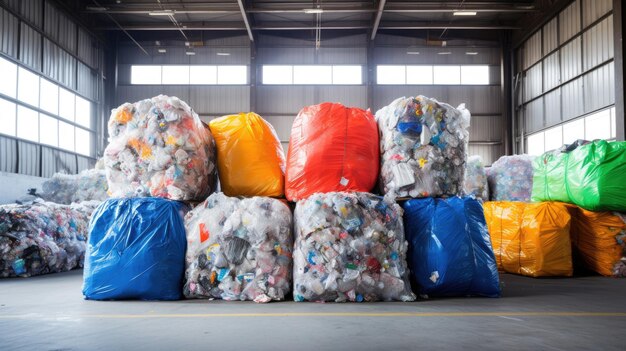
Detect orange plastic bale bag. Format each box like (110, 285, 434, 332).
(564, 204, 626, 277)
(209, 112, 285, 197)
(484, 201, 573, 277)
(285, 103, 379, 201)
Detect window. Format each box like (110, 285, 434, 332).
(40, 79, 59, 115)
(563, 118, 585, 144)
(0, 98, 16, 136)
(131, 65, 161, 84)
(377, 65, 406, 84)
(585, 109, 611, 140)
(162, 65, 190, 84)
(461, 65, 489, 85)
(262, 65, 362, 85)
(189, 66, 217, 85)
(17, 106, 39, 142)
(59, 88, 75, 122)
(527, 132, 545, 156)
(17, 67, 40, 107)
(75, 96, 91, 128)
(293, 66, 332, 84)
(0, 56, 17, 98)
(434, 65, 461, 84)
(58, 121, 75, 152)
(39, 114, 58, 147)
(544, 126, 563, 151)
(610, 107, 616, 138)
(332, 66, 362, 85)
(406, 66, 433, 84)
(75, 128, 91, 156)
(217, 65, 247, 84)
(263, 66, 293, 84)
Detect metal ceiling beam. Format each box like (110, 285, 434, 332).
(370, 0, 386, 40)
(236, 0, 254, 41)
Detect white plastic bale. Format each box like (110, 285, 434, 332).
(184, 193, 292, 303)
(463, 155, 489, 201)
(376, 95, 471, 199)
(293, 192, 416, 302)
(487, 155, 535, 202)
(41, 169, 108, 204)
(104, 95, 217, 201)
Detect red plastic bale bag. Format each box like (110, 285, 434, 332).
(285, 103, 379, 201)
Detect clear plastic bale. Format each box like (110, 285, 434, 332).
(487, 154, 535, 202)
(293, 192, 416, 302)
(463, 155, 489, 201)
(41, 169, 109, 205)
(104, 95, 217, 201)
(184, 193, 293, 303)
(376, 95, 471, 199)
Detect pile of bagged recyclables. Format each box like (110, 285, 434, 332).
(0, 200, 97, 277)
(293, 192, 415, 302)
(209, 112, 285, 197)
(463, 155, 489, 201)
(104, 95, 217, 201)
(40, 169, 109, 205)
(285, 103, 379, 201)
(184, 193, 292, 302)
(376, 95, 470, 199)
(487, 155, 535, 202)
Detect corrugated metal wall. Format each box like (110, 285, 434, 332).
(514, 0, 614, 151)
(0, 0, 103, 178)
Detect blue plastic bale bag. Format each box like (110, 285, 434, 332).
(402, 197, 500, 297)
(83, 198, 187, 300)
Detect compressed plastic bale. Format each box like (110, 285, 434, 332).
(293, 192, 416, 302)
(531, 150, 571, 203)
(183, 193, 292, 303)
(563, 204, 626, 277)
(463, 155, 489, 201)
(403, 197, 500, 297)
(0, 200, 92, 278)
(104, 95, 217, 201)
(40, 169, 109, 205)
(209, 112, 286, 197)
(484, 201, 573, 277)
(82, 198, 188, 300)
(376, 96, 470, 199)
(285, 103, 379, 201)
(487, 155, 535, 202)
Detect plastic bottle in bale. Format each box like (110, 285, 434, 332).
(487, 155, 535, 202)
(183, 193, 292, 303)
(293, 192, 415, 302)
(83, 198, 188, 300)
(285, 103, 379, 201)
(376, 96, 470, 199)
(209, 112, 286, 197)
(0, 201, 92, 278)
(463, 155, 489, 201)
(104, 95, 217, 201)
(403, 197, 500, 297)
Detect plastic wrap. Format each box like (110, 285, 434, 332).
(209, 112, 285, 197)
(293, 192, 415, 302)
(532, 140, 626, 211)
(104, 95, 217, 201)
(41, 169, 108, 204)
(403, 197, 500, 297)
(83, 198, 187, 300)
(183, 193, 292, 302)
(564, 204, 626, 277)
(0, 200, 93, 277)
(463, 155, 489, 201)
(484, 201, 572, 277)
(285, 103, 379, 201)
(376, 96, 470, 199)
(487, 155, 535, 202)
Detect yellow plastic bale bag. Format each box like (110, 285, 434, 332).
(564, 204, 626, 277)
(209, 112, 285, 197)
(484, 201, 572, 277)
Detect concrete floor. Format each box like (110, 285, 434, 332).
(1, 271, 625, 351)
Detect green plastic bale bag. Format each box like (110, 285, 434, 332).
(531, 151, 571, 204)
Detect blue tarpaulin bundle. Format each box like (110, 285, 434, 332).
(402, 197, 500, 297)
(82, 198, 187, 300)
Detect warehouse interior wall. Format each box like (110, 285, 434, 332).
(0, 0, 104, 182)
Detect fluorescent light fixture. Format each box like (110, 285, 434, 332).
(406, 51, 420, 55)
(304, 8, 324, 14)
(466, 52, 478, 55)
(185, 50, 196, 56)
(216, 52, 231, 56)
(149, 10, 175, 16)
(185, 41, 190, 46)
(438, 51, 452, 55)
(453, 11, 477, 16)
(158, 48, 167, 53)
(86, 6, 107, 11)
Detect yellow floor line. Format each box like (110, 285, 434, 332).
(1, 312, 626, 319)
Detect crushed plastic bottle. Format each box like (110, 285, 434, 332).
(487, 155, 535, 202)
(376, 95, 470, 199)
(293, 192, 416, 302)
(104, 95, 217, 201)
(463, 155, 489, 201)
(41, 169, 108, 204)
(184, 193, 292, 303)
(0, 200, 96, 277)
